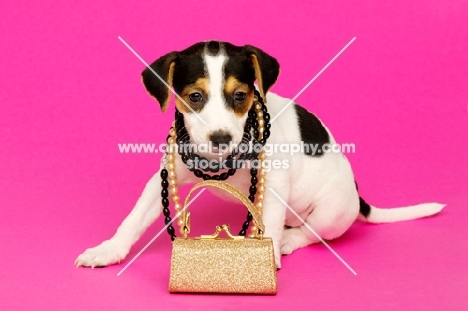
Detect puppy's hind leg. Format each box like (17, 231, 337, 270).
(75, 170, 164, 268)
(281, 184, 360, 255)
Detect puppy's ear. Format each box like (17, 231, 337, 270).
(244, 46, 280, 101)
(142, 52, 178, 112)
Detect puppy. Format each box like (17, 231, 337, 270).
(75, 41, 444, 268)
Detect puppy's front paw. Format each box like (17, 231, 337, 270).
(280, 232, 295, 255)
(280, 227, 305, 255)
(75, 239, 128, 268)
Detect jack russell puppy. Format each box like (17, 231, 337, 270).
(75, 41, 444, 269)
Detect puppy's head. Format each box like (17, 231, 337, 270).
(142, 41, 279, 155)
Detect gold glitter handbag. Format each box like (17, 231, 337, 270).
(168, 180, 277, 294)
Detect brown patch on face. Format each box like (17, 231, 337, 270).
(175, 77, 209, 113)
(223, 76, 254, 117)
(235, 91, 254, 117)
(224, 76, 244, 94)
(174, 98, 191, 113)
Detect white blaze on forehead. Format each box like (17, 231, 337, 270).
(204, 54, 226, 109)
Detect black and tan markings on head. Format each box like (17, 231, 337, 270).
(141, 41, 280, 117)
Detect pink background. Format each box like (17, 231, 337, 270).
(1, 0, 467, 310)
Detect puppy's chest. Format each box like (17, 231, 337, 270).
(207, 169, 252, 202)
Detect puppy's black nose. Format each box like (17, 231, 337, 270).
(209, 131, 232, 147)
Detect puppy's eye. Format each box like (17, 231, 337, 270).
(234, 92, 247, 101)
(189, 92, 203, 102)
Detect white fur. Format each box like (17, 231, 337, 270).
(75, 54, 445, 269)
(360, 203, 446, 223)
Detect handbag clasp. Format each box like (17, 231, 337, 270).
(201, 224, 244, 240)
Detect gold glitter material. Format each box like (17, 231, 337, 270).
(169, 237, 277, 294)
(168, 180, 277, 294)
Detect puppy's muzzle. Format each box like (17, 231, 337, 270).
(209, 130, 232, 150)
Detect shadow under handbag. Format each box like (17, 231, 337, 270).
(168, 180, 277, 294)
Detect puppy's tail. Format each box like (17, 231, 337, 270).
(358, 197, 446, 223)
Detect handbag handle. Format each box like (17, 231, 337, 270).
(180, 180, 265, 238)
